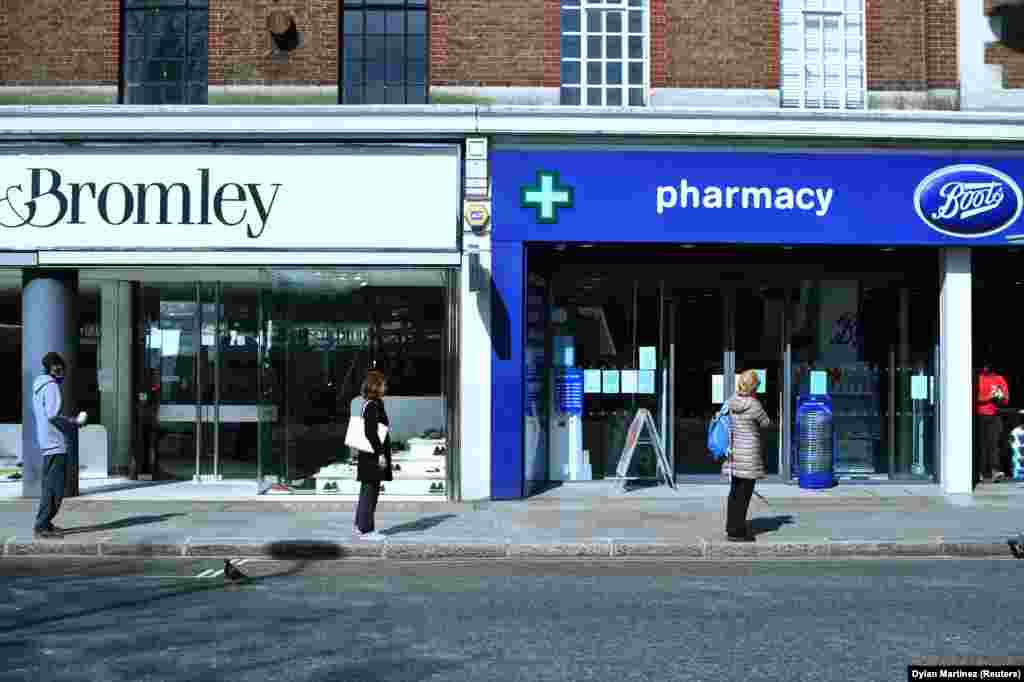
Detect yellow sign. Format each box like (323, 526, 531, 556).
(464, 201, 491, 230)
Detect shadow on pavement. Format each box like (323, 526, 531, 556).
(382, 514, 457, 536)
(62, 513, 187, 535)
(265, 540, 353, 560)
(749, 515, 796, 537)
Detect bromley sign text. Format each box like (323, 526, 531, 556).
(0, 167, 282, 239)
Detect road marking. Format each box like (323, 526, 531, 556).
(195, 558, 252, 579)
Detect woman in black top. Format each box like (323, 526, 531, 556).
(354, 369, 391, 539)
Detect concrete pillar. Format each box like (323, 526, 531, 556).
(100, 281, 135, 478)
(460, 233, 492, 501)
(939, 249, 973, 495)
(21, 269, 79, 498)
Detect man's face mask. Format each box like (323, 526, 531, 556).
(51, 367, 65, 384)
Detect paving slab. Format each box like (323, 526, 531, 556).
(0, 482, 1020, 560)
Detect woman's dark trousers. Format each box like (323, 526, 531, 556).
(726, 476, 756, 538)
(355, 480, 381, 533)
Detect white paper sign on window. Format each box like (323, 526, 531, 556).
(620, 370, 638, 394)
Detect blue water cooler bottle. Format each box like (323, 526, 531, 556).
(795, 393, 836, 489)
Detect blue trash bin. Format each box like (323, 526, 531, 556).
(795, 394, 835, 489)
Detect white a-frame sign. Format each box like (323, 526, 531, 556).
(615, 408, 675, 491)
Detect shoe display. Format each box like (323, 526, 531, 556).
(33, 528, 62, 539)
(75, 411, 88, 427)
(993, 471, 1007, 483)
(726, 534, 755, 543)
(356, 531, 386, 541)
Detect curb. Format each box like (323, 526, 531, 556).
(0, 538, 1016, 560)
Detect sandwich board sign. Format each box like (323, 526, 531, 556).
(615, 408, 675, 491)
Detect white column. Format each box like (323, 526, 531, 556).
(939, 248, 973, 494)
(459, 233, 492, 500)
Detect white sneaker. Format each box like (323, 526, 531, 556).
(356, 531, 386, 541)
(75, 411, 88, 427)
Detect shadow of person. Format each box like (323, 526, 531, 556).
(381, 514, 458, 537)
(748, 514, 796, 537)
(61, 513, 186, 535)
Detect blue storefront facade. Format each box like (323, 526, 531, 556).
(490, 145, 1023, 500)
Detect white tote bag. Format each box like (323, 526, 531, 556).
(345, 401, 390, 454)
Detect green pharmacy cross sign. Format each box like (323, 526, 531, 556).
(521, 171, 574, 224)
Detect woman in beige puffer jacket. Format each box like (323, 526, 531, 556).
(725, 369, 770, 541)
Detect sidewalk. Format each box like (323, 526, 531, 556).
(0, 480, 1022, 560)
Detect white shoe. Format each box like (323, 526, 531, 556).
(75, 411, 88, 427)
(355, 531, 386, 541)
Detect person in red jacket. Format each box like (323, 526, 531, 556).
(976, 361, 1009, 484)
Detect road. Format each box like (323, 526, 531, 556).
(0, 558, 1020, 682)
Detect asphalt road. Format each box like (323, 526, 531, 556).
(0, 558, 1020, 682)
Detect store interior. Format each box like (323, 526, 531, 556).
(525, 244, 941, 486)
(0, 267, 453, 496)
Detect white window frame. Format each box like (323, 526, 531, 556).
(781, 0, 866, 110)
(560, 0, 650, 107)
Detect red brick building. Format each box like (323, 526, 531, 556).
(0, 0, 967, 109)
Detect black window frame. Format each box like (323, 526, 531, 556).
(339, 0, 430, 105)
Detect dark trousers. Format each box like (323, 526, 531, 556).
(35, 453, 66, 531)
(976, 415, 1005, 481)
(726, 476, 756, 538)
(355, 480, 381, 533)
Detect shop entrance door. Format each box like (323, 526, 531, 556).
(667, 286, 725, 477)
(138, 278, 263, 482)
(733, 286, 785, 476)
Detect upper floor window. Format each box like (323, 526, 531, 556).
(341, 0, 428, 105)
(560, 0, 649, 106)
(781, 0, 865, 110)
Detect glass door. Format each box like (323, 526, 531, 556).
(735, 286, 785, 476)
(138, 283, 202, 481)
(213, 283, 263, 480)
(668, 286, 724, 476)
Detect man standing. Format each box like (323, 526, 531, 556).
(32, 352, 87, 539)
(976, 361, 1010, 485)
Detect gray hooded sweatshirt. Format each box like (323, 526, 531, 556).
(32, 375, 66, 457)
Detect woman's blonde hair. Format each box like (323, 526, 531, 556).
(361, 369, 387, 400)
(736, 369, 761, 397)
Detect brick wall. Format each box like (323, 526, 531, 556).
(1, 0, 118, 83)
(0, 0, 9, 81)
(662, 0, 779, 89)
(430, 0, 554, 87)
(867, 0, 926, 91)
(211, 0, 336, 85)
(866, 0, 958, 93)
(926, 0, 957, 89)
(0, 0, 962, 98)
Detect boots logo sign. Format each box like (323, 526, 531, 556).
(0, 167, 283, 239)
(914, 164, 1023, 238)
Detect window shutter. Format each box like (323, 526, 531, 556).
(843, 1, 865, 109)
(780, 9, 803, 108)
(779, 0, 864, 110)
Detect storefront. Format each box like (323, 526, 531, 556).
(0, 142, 464, 499)
(489, 145, 1021, 499)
